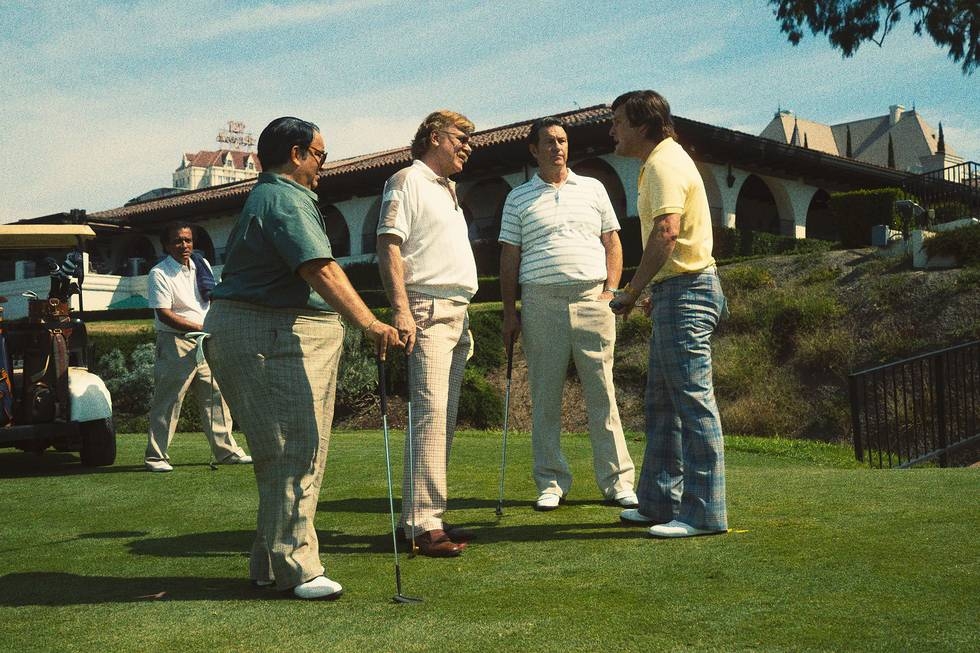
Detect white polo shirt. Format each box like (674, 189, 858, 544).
(499, 170, 620, 286)
(377, 159, 478, 302)
(147, 255, 210, 334)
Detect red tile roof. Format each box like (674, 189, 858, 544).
(180, 149, 262, 171)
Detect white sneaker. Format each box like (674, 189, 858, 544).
(534, 493, 562, 511)
(219, 454, 253, 465)
(145, 460, 173, 472)
(611, 491, 639, 508)
(293, 576, 343, 600)
(619, 508, 657, 524)
(648, 519, 726, 538)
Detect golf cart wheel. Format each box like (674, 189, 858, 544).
(79, 418, 116, 467)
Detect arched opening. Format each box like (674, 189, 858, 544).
(571, 157, 638, 266)
(735, 175, 780, 235)
(112, 234, 157, 276)
(322, 205, 351, 258)
(192, 225, 216, 264)
(460, 177, 511, 275)
(804, 189, 836, 242)
(361, 197, 381, 255)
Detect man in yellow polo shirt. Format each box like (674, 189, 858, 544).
(608, 90, 728, 539)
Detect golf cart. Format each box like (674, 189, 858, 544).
(0, 225, 116, 466)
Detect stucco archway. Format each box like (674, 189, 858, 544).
(735, 175, 780, 235)
(322, 205, 351, 258)
(804, 190, 836, 241)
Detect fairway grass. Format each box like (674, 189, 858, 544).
(0, 431, 976, 652)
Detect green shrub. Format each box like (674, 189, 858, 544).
(828, 188, 914, 247)
(721, 265, 776, 294)
(99, 344, 154, 416)
(457, 367, 503, 428)
(922, 222, 980, 266)
(467, 309, 504, 371)
(337, 325, 379, 412)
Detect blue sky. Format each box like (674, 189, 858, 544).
(1, 0, 977, 223)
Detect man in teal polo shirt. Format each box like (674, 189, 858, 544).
(206, 116, 401, 600)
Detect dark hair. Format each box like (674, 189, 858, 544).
(526, 116, 565, 147)
(611, 90, 676, 143)
(257, 116, 320, 169)
(410, 110, 474, 159)
(160, 221, 194, 248)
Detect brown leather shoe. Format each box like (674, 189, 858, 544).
(415, 529, 464, 557)
(396, 523, 476, 545)
(443, 522, 476, 543)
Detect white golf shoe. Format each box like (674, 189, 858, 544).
(293, 576, 343, 600)
(648, 519, 727, 538)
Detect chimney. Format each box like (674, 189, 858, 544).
(889, 104, 905, 126)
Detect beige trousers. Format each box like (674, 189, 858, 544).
(204, 300, 343, 590)
(401, 292, 470, 533)
(521, 282, 635, 499)
(145, 332, 244, 463)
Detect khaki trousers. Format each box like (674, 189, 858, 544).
(145, 332, 244, 463)
(402, 292, 470, 533)
(521, 282, 635, 499)
(204, 300, 343, 590)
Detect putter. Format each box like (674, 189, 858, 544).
(496, 338, 515, 517)
(377, 354, 422, 604)
(405, 350, 419, 557)
(186, 331, 218, 470)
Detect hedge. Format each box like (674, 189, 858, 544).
(828, 188, 914, 247)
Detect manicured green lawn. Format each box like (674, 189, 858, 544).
(0, 431, 976, 652)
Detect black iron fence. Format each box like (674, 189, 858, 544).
(904, 161, 980, 224)
(849, 341, 980, 468)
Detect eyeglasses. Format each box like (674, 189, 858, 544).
(439, 130, 471, 147)
(306, 144, 328, 167)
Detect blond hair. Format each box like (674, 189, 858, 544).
(410, 110, 475, 159)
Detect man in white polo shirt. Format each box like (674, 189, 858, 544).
(499, 117, 637, 512)
(377, 110, 478, 557)
(144, 222, 250, 472)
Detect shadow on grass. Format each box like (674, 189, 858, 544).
(0, 572, 270, 605)
(0, 451, 220, 478)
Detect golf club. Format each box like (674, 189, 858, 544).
(496, 338, 515, 517)
(405, 350, 418, 557)
(186, 331, 218, 470)
(377, 354, 422, 604)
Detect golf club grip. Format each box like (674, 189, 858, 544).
(506, 340, 514, 379)
(377, 356, 387, 416)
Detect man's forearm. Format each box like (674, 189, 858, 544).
(377, 237, 411, 313)
(601, 231, 623, 291)
(299, 260, 378, 330)
(499, 243, 521, 315)
(627, 214, 679, 291)
(155, 309, 202, 333)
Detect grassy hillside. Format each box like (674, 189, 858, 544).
(84, 249, 980, 445)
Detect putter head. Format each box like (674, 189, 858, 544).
(393, 594, 423, 604)
(408, 541, 419, 558)
(495, 506, 503, 517)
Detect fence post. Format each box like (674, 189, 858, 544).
(934, 354, 948, 468)
(848, 374, 864, 463)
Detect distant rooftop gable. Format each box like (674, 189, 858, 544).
(760, 105, 959, 172)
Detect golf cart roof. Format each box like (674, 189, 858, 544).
(0, 225, 96, 249)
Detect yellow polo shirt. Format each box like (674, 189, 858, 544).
(637, 138, 714, 282)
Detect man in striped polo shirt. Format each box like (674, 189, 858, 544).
(499, 116, 637, 512)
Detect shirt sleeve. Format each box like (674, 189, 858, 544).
(376, 177, 410, 242)
(644, 159, 687, 218)
(498, 189, 522, 246)
(146, 268, 173, 309)
(595, 182, 621, 233)
(266, 199, 334, 272)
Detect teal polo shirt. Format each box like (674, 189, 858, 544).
(212, 172, 336, 312)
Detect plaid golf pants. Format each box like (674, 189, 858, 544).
(401, 291, 470, 534)
(637, 268, 728, 531)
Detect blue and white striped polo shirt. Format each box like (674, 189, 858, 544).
(498, 170, 620, 286)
